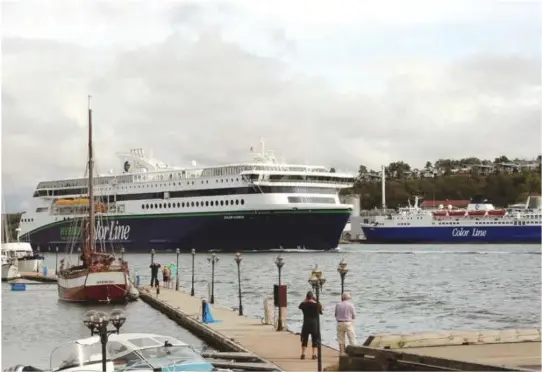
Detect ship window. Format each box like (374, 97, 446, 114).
(220, 200, 224, 206)
(168, 203, 172, 208)
(210, 201, 214, 206)
(225, 200, 229, 205)
(142, 204, 145, 209)
(177, 202, 180, 207)
(205, 201, 209, 206)
(191, 202, 194, 207)
(182, 202, 185, 207)
(241, 199, 245, 205)
(196, 201, 199, 207)
(150, 204, 154, 209)
(235, 199, 239, 205)
(159, 203, 163, 208)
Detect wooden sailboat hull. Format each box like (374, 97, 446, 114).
(57, 269, 130, 303)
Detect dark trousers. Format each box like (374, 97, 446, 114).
(150, 274, 158, 287)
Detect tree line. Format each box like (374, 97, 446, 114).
(344, 171, 541, 209)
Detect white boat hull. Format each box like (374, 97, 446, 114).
(16, 258, 43, 273)
(2, 264, 20, 281)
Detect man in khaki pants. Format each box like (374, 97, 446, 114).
(334, 292, 356, 355)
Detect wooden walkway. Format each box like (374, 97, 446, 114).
(139, 286, 339, 371)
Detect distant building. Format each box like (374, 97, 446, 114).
(420, 200, 470, 209)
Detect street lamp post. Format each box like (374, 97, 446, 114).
(82, 309, 126, 372)
(234, 252, 243, 316)
(191, 248, 196, 296)
(55, 246, 59, 274)
(308, 265, 326, 372)
(150, 248, 155, 265)
(207, 253, 219, 304)
(175, 248, 180, 291)
(275, 255, 285, 331)
(337, 258, 348, 295)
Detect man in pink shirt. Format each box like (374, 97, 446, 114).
(334, 292, 357, 355)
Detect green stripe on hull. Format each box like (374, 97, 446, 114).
(21, 208, 351, 238)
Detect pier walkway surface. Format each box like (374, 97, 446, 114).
(138, 286, 339, 371)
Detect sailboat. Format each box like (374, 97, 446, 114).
(56, 96, 133, 303)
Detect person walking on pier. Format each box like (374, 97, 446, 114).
(150, 261, 161, 287)
(298, 291, 322, 360)
(335, 292, 357, 355)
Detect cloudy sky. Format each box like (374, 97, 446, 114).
(2, 0, 541, 211)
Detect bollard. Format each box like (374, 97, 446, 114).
(136, 275, 140, 287)
(201, 299, 206, 321)
(156, 280, 160, 296)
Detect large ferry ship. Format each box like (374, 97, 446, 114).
(361, 195, 542, 244)
(18, 143, 355, 253)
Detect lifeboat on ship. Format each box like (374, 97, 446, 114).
(448, 210, 467, 217)
(467, 210, 487, 216)
(55, 198, 108, 213)
(432, 211, 449, 217)
(487, 209, 506, 216)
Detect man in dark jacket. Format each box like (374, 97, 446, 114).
(150, 262, 161, 287)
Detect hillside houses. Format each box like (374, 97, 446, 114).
(358, 158, 541, 182)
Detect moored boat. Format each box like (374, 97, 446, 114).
(5, 333, 226, 372)
(56, 97, 133, 304)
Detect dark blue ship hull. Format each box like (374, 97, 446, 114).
(21, 208, 351, 253)
(361, 225, 542, 244)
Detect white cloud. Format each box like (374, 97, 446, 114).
(1, 1, 541, 211)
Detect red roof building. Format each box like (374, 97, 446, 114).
(421, 200, 470, 209)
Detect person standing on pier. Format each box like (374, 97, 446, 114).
(150, 261, 161, 287)
(335, 292, 357, 355)
(162, 265, 170, 288)
(298, 291, 323, 360)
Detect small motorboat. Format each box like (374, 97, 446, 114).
(6, 333, 230, 372)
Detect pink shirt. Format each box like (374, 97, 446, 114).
(335, 300, 356, 322)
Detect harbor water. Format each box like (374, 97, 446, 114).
(2, 243, 540, 368)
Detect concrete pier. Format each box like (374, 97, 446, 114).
(18, 272, 57, 283)
(138, 286, 340, 371)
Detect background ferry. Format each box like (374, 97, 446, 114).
(18, 142, 355, 253)
(360, 167, 541, 243)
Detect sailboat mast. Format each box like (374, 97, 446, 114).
(88, 96, 95, 251)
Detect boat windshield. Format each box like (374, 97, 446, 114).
(137, 345, 211, 369)
(50, 340, 109, 371)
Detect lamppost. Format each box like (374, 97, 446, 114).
(234, 252, 243, 316)
(275, 254, 285, 331)
(55, 246, 59, 274)
(207, 253, 219, 304)
(191, 248, 196, 296)
(121, 247, 125, 261)
(82, 309, 126, 372)
(308, 265, 326, 372)
(337, 258, 348, 295)
(150, 248, 155, 265)
(175, 248, 180, 291)
(77, 247, 81, 266)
